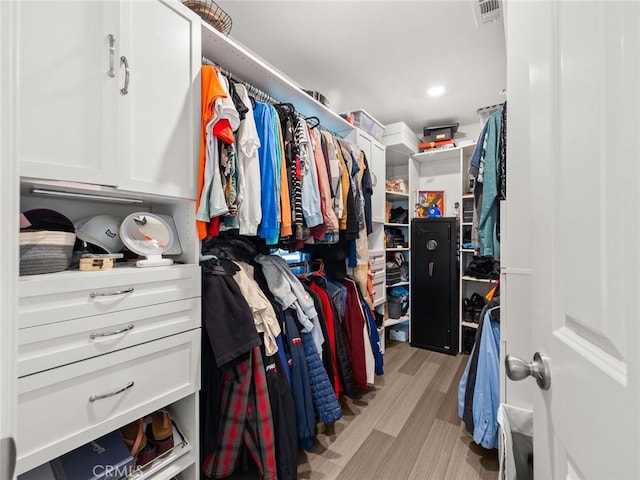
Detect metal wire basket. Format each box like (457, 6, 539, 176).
(183, 0, 232, 36)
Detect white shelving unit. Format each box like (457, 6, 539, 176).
(7, 1, 203, 476)
(382, 122, 420, 343)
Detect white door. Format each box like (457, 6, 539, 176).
(118, 0, 200, 200)
(0, 4, 18, 478)
(507, 1, 640, 478)
(14, 1, 119, 186)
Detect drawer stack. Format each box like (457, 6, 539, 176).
(370, 250, 386, 307)
(16, 265, 202, 475)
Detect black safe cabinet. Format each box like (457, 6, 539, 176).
(410, 217, 459, 354)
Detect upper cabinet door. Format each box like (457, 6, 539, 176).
(357, 131, 386, 224)
(15, 1, 119, 186)
(117, 0, 200, 200)
(370, 141, 386, 223)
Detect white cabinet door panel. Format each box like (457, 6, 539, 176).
(15, 1, 119, 186)
(118, 0, 200, 199)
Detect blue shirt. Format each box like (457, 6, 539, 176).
(253, 102, 279, 241)
(472, 306, 500, 449)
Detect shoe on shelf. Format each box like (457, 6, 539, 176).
(146, 410, 174, 456)
(119, 419, 146, 459)
(136, 437, 157, 467)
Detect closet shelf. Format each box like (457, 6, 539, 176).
(201, 22, 354, 136)
(461, 321, 479, 329)
(387, 281, 409, 287)
(460, 248, 475, 253)
(412, 143, 476, 162)
(385, 191, 409, 200)
(386, 247, 409, 252)
(383, 316, 409, 328)
(384, 222, 409, 227)
(461, 275, 498, 284)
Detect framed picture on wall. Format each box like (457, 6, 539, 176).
(416, 190, 445, 218)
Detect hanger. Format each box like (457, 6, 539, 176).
(202, 255, 240, 276)
(304, 116, 320, 129)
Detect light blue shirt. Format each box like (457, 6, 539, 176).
(478, 110, 502, 258)
(472, 306, 500, 449)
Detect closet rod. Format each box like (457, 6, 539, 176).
(201, 56, 341, 137)
(202, 56, 279, 104)
(477, 102, 505, 114)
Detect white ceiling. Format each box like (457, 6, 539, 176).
(214, 0, 507, 138)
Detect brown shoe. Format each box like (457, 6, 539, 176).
(119, 419, 146, 459)
(148, 410, 174, 455)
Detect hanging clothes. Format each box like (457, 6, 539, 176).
(260, 346, 298, 480)
(458, 301, 501, 450)
(234, 84, 262, 235)
(232, 261, 281, 356)
(477, 109, 502, 259)
(254, 102, 280, 243)
(336, 278, 368, 392)
(202, 346, 278, 480)
(197, 68, 241, 238)
(297, 115, 323, 230)
(255, 254, 325, 354)
(283, 310, 316, 452)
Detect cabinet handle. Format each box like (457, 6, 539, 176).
(107, 34, 116, 78)
(90, 324, 134, 339)
(120, 55, 130, 95)
(371, 172, 377, 187)
(89, 287, 134, 298)
(89, 381, 134, 402)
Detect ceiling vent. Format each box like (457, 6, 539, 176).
(472, 0, 501, 27)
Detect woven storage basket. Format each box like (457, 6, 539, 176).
(182, 0, 232, 35)
(19, 231, 76, 276)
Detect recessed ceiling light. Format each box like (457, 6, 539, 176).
(427, 85, 446, 97)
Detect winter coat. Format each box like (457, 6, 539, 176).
(300, 330, 342, 425)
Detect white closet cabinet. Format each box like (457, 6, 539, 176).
(14, 0, 200, 200)
(14, 192, 202, 479)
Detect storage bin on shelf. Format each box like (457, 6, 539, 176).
(350, 109, 385, 141)
(389, 324, 408, 342)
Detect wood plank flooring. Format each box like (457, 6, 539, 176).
(297, 339, 499, 480)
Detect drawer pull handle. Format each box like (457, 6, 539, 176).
(89, 324, 134, 339)
(90, 287, 134, 298)
(89, 381, 134, 403)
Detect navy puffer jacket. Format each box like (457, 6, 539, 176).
(300, 331, 342, 425)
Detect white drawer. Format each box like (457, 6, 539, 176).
(372, 270, 385, 282)
(19, 264, 200, 328)
(370, 252, 385, 270)
(18, 298, 201, 377)
(16, 329, 200, 475)
(373, 281, 385, 304)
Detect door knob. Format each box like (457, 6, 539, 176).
(505, 352, 551, 390)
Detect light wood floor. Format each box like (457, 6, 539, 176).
(296, 339, 499, 480)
